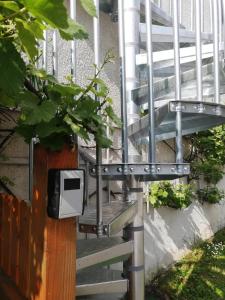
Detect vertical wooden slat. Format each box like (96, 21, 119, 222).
(0, 196, 3, 267)
(18, 201, 31, 298)
(10, 198, 20, 284)
(1, 196, 13, 276)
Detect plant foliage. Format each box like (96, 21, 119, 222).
(197, 186, 225, 204)
(0, 0, 120, 150)
(148, 181, 193, 209)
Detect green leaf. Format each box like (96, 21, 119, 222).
(23, 20, 45, 40)
(0, 90, 16, 107)
(59, 18, 88, 40)
(20, 0, 68, 29)
(0, 40, 26, 96)
(36, 119, 68, 138)
(0, 1, 19, 12)
(16, 20, 38, 60)
(48, 83, 84, 96)
(16, 123, 35, 143)
(22, 101, 57, 125)
(91, 78, 109, 97)
(105, 106, 122, 127)
(39, 134, 67, 151)
(80, 0, 96, 17)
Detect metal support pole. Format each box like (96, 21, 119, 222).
(196, 0, 203, 102)
(213, 0, 220, 104)
(145, 0, 156, 165)
(209, 0, 213, 33)
(173, 0, 183, 164)
(121, 1, 144, 299)
(118, 0, 128, 164)
(53, 30, 58, 78)
(222, 0, 225, 62)
(93, 0, 103, 237)
(70, 0, 77, 81)
(42, 31, 47, 70)
(191, 0, 194, 31)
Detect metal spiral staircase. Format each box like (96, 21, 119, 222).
(76, 0, 225, 299)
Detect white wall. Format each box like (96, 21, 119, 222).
(144, 176, 225, 282)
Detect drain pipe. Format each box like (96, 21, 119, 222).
(119, 1, 145, 299)
(93, 0, 103, 237)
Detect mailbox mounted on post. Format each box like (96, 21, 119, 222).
(47, 169, 85, 219)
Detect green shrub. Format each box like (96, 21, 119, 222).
(148, 181, 193, 209)
(197, 186, 225, 204)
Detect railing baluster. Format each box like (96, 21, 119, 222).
(145, 0, 156, 165)
(213, 0, 220, 104)
(173, 0, 183, 164)
(191, 0, 194, 31)
(70, 0, 76, 81)
(93, 0, 103, 237)
(53, 30, 58, 78)
(42, 31, 47, 70)
(196, 0, 203, 102)
(118, 0, 128, 164)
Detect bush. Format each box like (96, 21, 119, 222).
(148, 181, 193, 209)
(197, 186, 225, 204)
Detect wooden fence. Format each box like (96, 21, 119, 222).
(0, 145, 77, 300)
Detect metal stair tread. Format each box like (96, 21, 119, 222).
(137, 43, 216, 70)
(128, 100, 225, 143)
(77, 267, 128, 296)
(140, 1, 185, 28)
(77, 237, 133, 270)
(79, 201, 137, 236)
(132, 63, 223, 105)
(140, 24, 213, 44)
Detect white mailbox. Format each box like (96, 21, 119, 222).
(47, 169, 85, 219)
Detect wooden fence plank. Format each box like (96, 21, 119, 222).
(10, 197, 20, 285)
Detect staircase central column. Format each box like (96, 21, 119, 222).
(122, 1, 145, 299)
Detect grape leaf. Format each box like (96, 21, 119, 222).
(59, 18, 88, 40)
(0, 40, 26, 96)
(80, 0, 96, 17)
(20, 0, 68, 29)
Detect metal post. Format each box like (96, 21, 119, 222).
(191, 0, 194, 31)
(93, 0, 103, 237)
(118, 0, 128, 164)
(196, 0, 203, 102)
(222, 0, 225, 62)
(53, 30, 58, 78)
(121, 1, 144, 299)
(42, 31, 47, 70)
(70, 0, 77, 81)
(209, 0, 213, 33)
(173, 0, 183, 164)
(213, 0, 220, 104)
(145, 0, 156, 165)
(201, 0, 204, 32)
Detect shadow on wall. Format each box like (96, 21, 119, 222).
(144, 200, 225, 282)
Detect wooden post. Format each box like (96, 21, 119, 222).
(30, 144, 77, 300)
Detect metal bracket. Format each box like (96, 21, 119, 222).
(89, 163, 190, 181)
